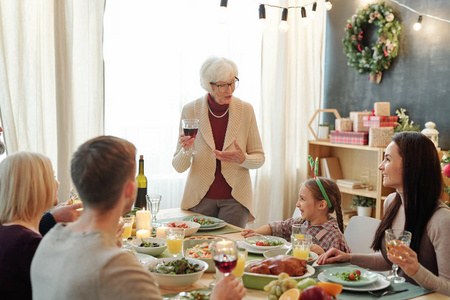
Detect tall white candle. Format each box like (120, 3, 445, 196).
(136, 208, 152, 232)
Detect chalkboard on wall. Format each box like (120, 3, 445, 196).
(323, 0, 450, 150)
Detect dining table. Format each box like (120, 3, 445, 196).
(146, 208, 448, 300)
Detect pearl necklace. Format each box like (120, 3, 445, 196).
(208, 106, 229, 118)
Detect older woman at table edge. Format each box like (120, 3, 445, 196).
(0, 152, 59, 300)
(31, 135, 246, 300)
(172, 56, 264, 228)
(317, 132, 450, 296)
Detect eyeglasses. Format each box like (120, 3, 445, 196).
(210, 77, 239, 93)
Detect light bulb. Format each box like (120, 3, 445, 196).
(218, 6, 228, 24)
(413, 14, 423, 31)
(310, 2, 317, 20)
(301, 7, 309, 26)
(279, 21, 289, 32)
(325, 0, 333, 11)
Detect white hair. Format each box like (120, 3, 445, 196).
(200, 56, 238, 93)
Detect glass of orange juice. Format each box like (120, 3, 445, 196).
(292, 223, 306, 241)
(121, 217, 134, 248)
(292, 238, 311, 260)
(231, 249, 248, 278)
(165, 227, 185, 258)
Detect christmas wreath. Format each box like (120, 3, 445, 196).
(342, 2, 402, 83)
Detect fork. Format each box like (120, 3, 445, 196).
(368, 289, 408, 297)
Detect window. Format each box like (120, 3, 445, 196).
(104, 0, 262, 209)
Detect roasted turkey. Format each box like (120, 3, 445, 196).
(249, 255, 307, 276)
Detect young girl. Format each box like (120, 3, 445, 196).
(242, 177, 350, 255)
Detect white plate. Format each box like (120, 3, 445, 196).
(318, 272, 390, 291)
(197, 222, 227, 231)
(238, 240, 291, 254)
(244, 236, 288, 251)
(244, 260, 315, 279)
(322, 266, 378, 287)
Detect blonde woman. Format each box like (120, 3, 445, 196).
(0, 152, 58, 300)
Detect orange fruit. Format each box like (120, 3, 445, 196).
(317, 282, 343, 297)
(279, 288, 301, 300)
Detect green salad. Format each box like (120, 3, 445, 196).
(192, 217, 215, 226)
(150, 258, 203, 275)
(139, 238, 164, 248)
(250, 240, 284, 246)
(334, 269, 362, 281)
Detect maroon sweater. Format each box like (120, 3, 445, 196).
(205, 94, 233, 199)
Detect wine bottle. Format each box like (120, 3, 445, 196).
(135, 155, 147, 209)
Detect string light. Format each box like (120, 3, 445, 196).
(325, 0, 332, 11)
(310, 2, 318, 20)
(413, 14, 423, 31)
(259, 4, 266, 20)
(301, 7, 309, 26)
(279, 8, 289, 32)
(219, 0, 228, 23)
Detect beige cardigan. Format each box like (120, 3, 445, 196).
(172, 95, 265, 221)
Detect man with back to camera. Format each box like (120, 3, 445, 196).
(31, 135, 246, 300)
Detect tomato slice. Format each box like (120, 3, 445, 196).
(349, 274, 356, 281)
(355, 270, 361, 276)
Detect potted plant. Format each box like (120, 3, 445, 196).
(318, 123, 329, 140)
(350, 195, 376, 217)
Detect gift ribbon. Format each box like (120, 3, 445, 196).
(307, 155, 332, 208)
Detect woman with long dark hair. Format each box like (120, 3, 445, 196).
(317, 132, 450, 296)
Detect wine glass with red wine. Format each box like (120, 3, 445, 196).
(211, 240, 238, 277)
(181, 119, 199, 155)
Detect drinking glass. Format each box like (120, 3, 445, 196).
(146, 194, 162, 227)
(385, 229, 412, 283)
(165, 227, 185, 258)
(121, 217, 134, 249)
(231, 249, 248, 278)
(211, 240, 238, 276)
(292, 238, 311, 260)
(292, 223, 307, 241)
(181, 119, 199, 155)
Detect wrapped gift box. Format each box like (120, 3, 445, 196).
(335, 118, 353, 132)
(363, 116, 398, 127)
(330, 130, 369, 145)
(349, 111, 371, 132)
(374, 102, 390, 116)
(369, 127, 394, 147)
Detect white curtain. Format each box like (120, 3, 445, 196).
(103, 0, 263, 210)
(0, 0, 105, 201)
(251, 0, 326, 228)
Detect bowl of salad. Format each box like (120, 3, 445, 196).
(145, 257, 208, 289)
(129, 237, 167, 256)
(165, 221, 200, 237)
(244, 235, 287, 251)
(183, 238, 221, 272)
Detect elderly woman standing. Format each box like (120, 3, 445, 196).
(0, 152, 58, 299)
(172, 56, 264, 228)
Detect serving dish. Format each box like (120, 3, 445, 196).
(182, 238, 221, 272)
(321, 266, 378, 287)
(263, 248, 318, 265)
(318, 272, 390, 291)
(164, 221, 201, 237)
(129, 238, 167, 256)
(145, 257, 208, 289)
(242, 260, 315, 290)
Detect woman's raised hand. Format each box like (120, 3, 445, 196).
(213, 140, 245, 164)
(316, 247, 351, 265)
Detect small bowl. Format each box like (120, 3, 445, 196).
(263, 248, 319, 265)
(165, 221, 201, 237)
(129, 238, 167, 256)
(145, 257, 208, 289)
(182, 238, 221, 272)
(244, 235, 287, 251)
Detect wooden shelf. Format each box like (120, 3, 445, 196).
(308, 140, 389, 220)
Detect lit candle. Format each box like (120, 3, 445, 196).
(136, 229, 151, 239)
(156, 226, 167, 239)
(136, 207, 152, 232)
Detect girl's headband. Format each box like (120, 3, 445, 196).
(308, 155, 332, 208)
